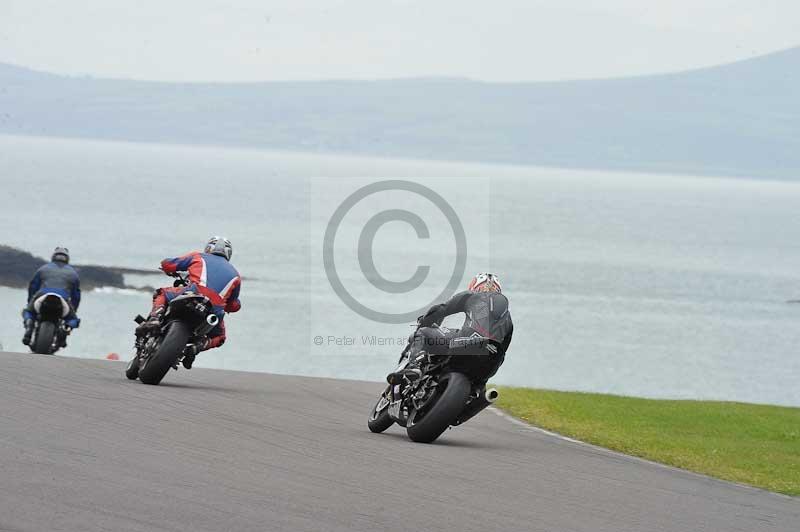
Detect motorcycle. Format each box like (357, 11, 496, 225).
(28, 293, 73, 355)
(368, 324, 500, 443)
(125, 273, 219, 385)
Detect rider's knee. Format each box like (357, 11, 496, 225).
(416, 327, 450, 353)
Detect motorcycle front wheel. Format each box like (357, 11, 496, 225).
(367, 389, 394, 433)
(125, 355, 140, 380)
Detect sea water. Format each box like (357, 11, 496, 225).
(1, 135, 798, 406)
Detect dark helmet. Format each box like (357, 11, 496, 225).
(51, 246, 70, 264)
(467, 272, 502, 293)
(204, 236, 233, 261)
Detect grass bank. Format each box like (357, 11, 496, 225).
(494, 387, 800, 496)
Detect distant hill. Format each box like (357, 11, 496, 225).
(1, 48, 799, 179)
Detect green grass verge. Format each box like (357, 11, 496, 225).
(494, 387, 800, 496)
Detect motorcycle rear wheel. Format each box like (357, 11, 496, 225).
(31, 321, 56, 355)
(406, 372, 471, 443)
(138, 321, 190, 385)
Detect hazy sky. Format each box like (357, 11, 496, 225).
(1, 0, 798, 82)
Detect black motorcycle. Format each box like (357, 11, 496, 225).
(368, 325, 499, 443)
(125, 274, 219, 385)
(28, 294, 72, 355)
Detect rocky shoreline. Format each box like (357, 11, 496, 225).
(0, 245, 155, 291)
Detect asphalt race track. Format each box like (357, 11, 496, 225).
(1, 352, 797, 532)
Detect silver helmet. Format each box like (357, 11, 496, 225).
(51, 246, 70, 264)
(204, 236, 233, 261)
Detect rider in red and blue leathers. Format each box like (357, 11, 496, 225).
(137, 237, 241, 368)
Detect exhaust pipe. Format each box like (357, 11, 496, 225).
(453, 388, 499, 426)
(485, 388, 499, 402)
(206, 314, 219, 327)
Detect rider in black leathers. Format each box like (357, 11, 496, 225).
(388, 273, 512, 386)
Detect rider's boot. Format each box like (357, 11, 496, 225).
(182, 354, 195, 369)
(22, 319, 34, 346)
(386, 352, 425, 384)
(181, 338, 208, 369)
(135, 306, 164, 335)
(58, 327, 71, 348)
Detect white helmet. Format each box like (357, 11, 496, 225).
(467, 272, 502, 293)
(204, 236, 233, 261)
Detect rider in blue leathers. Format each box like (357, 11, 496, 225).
(22, 247, 81, 346)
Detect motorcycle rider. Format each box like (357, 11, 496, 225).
(22, 247, 81, 347)
(136, 236, 241, 369)
(387, 273, 512, 386)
